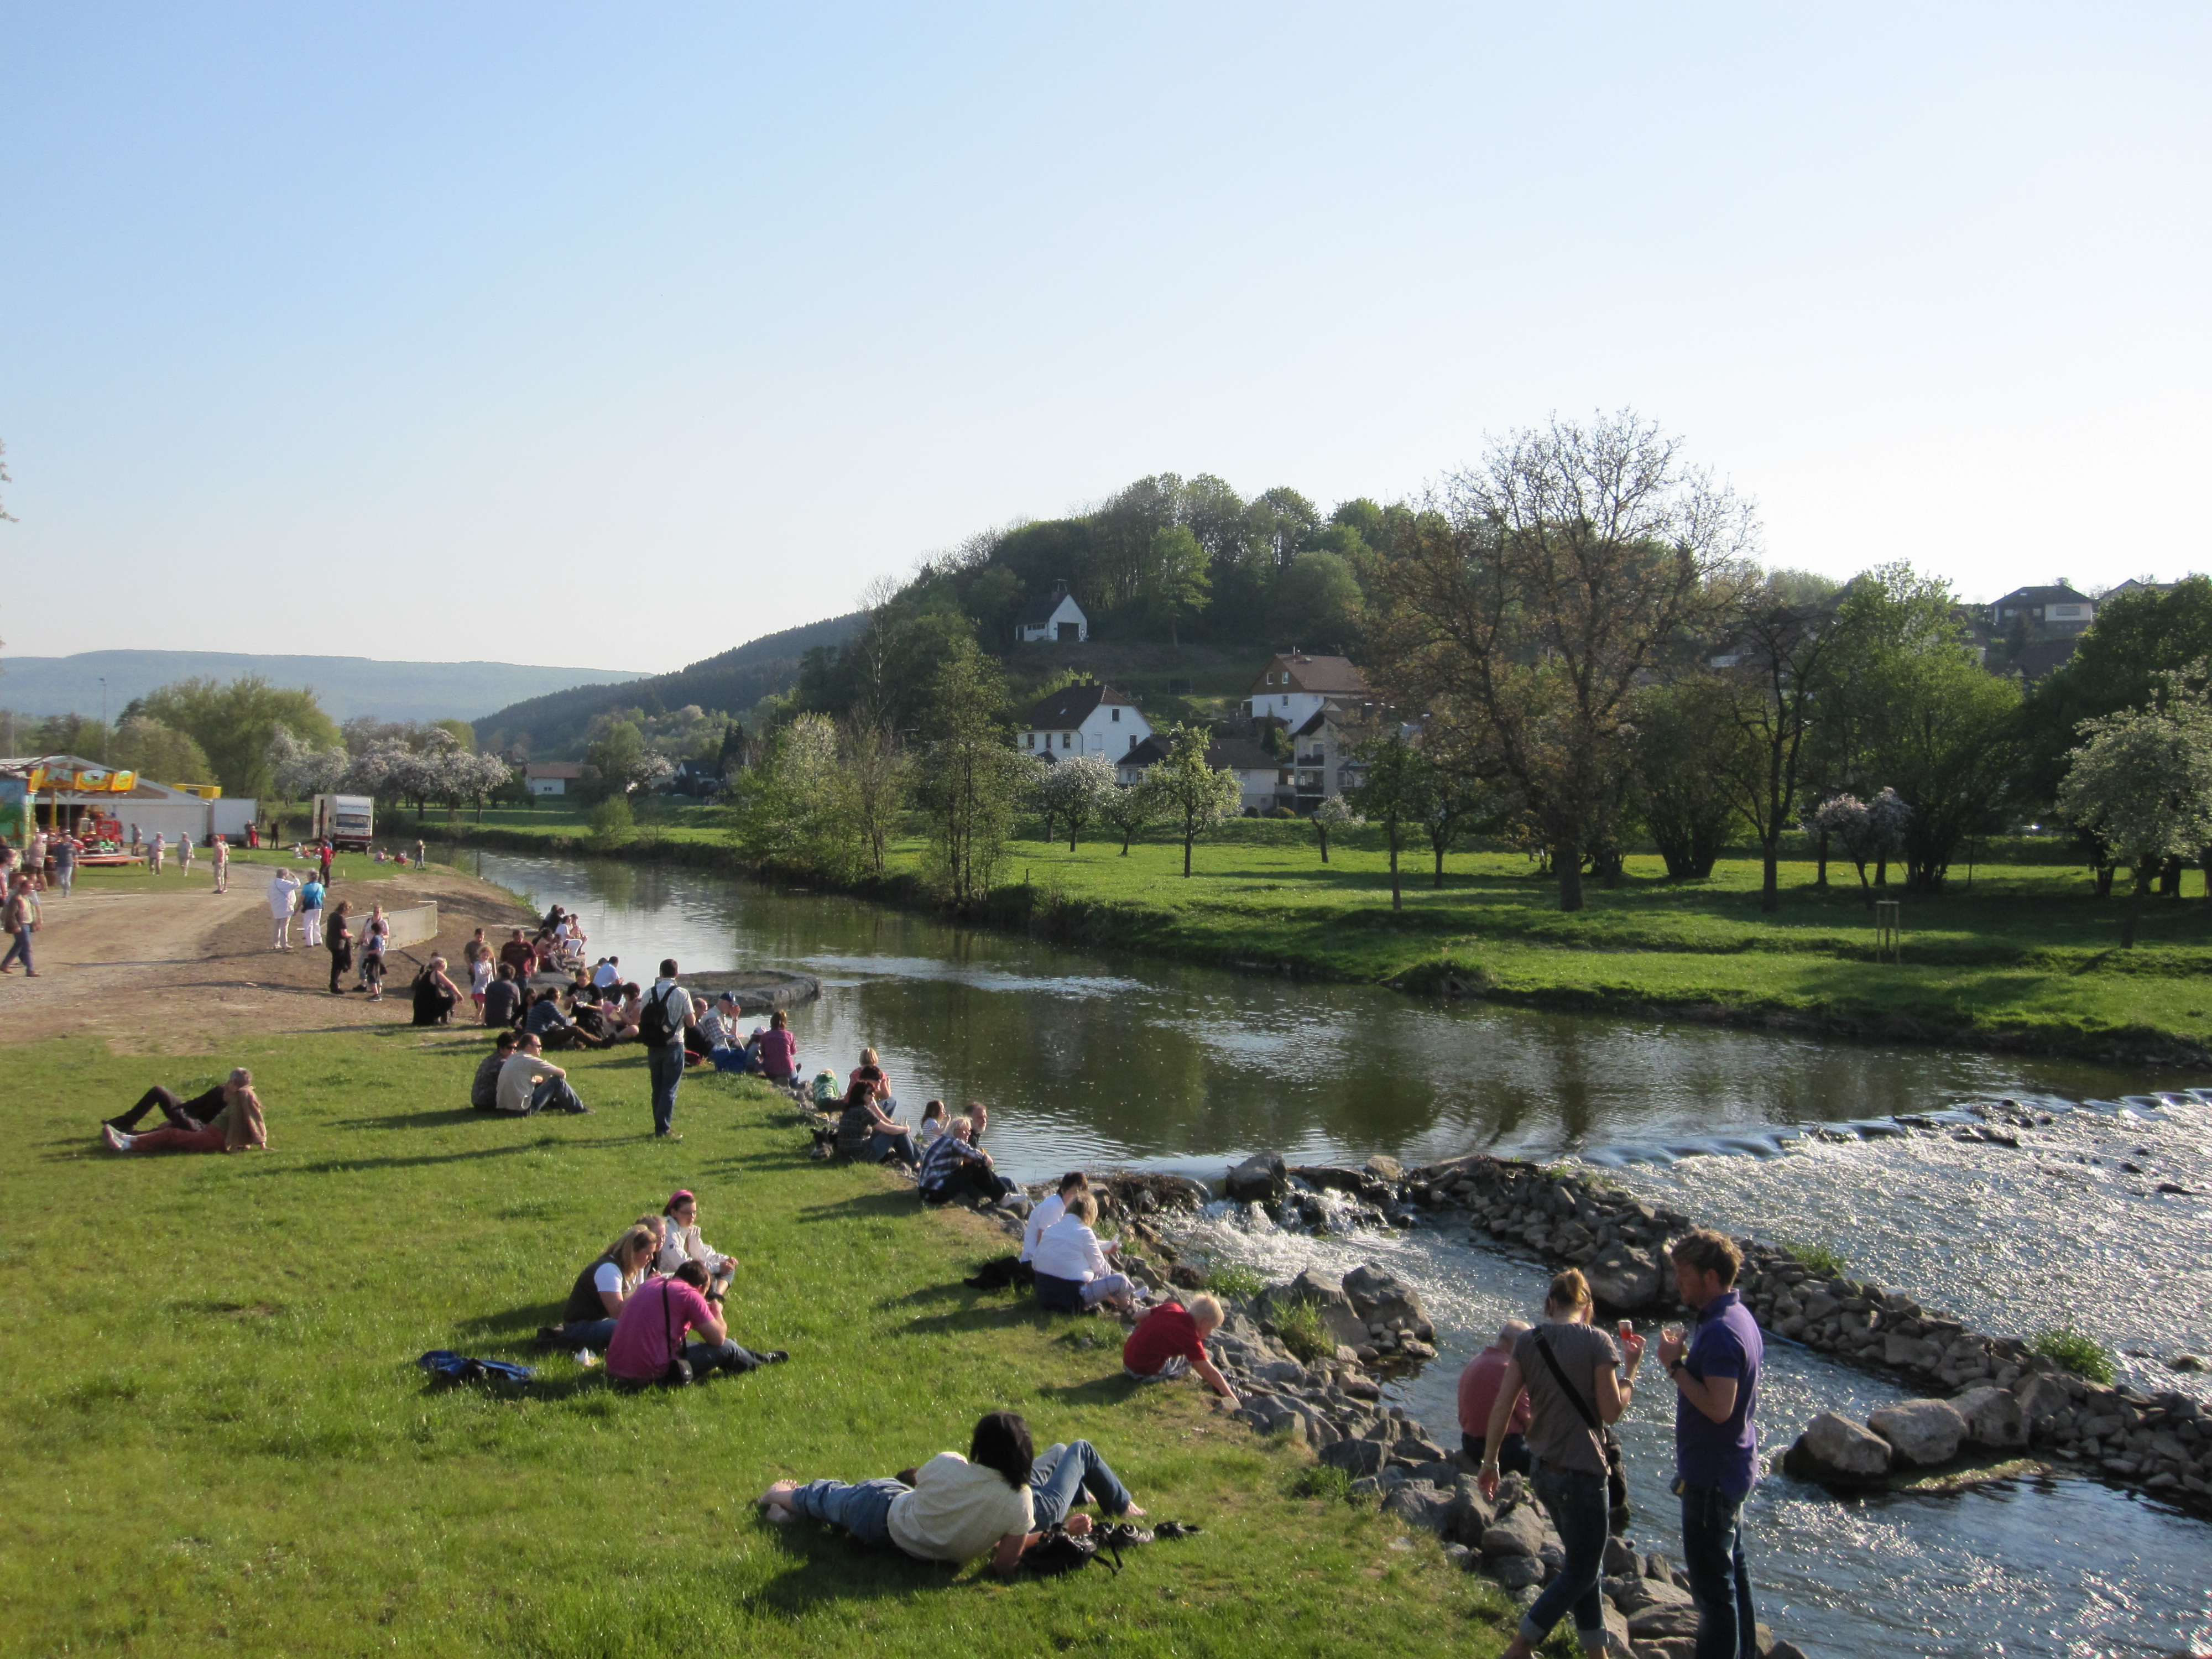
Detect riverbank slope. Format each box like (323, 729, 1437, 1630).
(0, 1022, 1511, 1658)
(428, 807, 2212, 1067)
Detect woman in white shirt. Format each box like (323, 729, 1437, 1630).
(1020, 1171, 1089, 1269)
(656, 1188, 735, 1297)
(1030, 1192, 1134, 1315)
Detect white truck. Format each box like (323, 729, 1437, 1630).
(312, 792, 375, 852)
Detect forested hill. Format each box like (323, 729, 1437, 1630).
(0, 650, 646, 724)
(472, 612, 863, 756)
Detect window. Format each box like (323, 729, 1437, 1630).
(1111, 708, 1120, 722)
(1061, 733, 1071, 749)
(1022, 733, 1034, 748)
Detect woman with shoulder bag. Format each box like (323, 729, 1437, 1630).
(325, 900, 355, 995)
(1477, 1269, 1646, 1659)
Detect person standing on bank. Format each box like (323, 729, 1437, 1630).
(641, 958, 695, 1141)
(210, 834, 228, 893)
(267, 867, 300, 949)
(1478, 1269, 1645, 1659)
(1656, 1229, 1764, 1659)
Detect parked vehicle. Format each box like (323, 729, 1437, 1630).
(312, 793, 375, 852)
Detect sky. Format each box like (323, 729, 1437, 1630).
(2, 4, 2207, 673)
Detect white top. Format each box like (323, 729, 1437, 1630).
(470, 957, 494, 994)
(657, 1218, 731, 1276)
(1031, 1214, 1110, 1284)
(886, 1453, 1034, 1564)
(591, 1260, 623, 1297)
(495, 1052, 560, 1114)
(917, 1117, 946, 1151)
(592, 961, 620, 989)
(267, 873, 300, 916)
(1020, 1192, 1068, 1264)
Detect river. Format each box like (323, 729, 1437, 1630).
(453, 848, 2212, 1658)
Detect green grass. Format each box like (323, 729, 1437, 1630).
(2032, 1326, 2117, 1385)
(1202, 1264, 1267, 1302)
(1779, 1240, 1849, 1280)
(0, 1027, 1509, 1658)
(418, 801, 2212, 1059)
(1271, 1300, 1334, 1365)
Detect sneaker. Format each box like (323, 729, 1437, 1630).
(101, 1125, 133, 1152)
(535, 1326, 562, 1343)
(654, 1130, 683, 1142)
(759, 1349, 790, 1364)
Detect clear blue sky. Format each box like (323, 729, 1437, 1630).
(3, 4, 2205, 672)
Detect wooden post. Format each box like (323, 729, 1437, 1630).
(1875, 899, 1902, 964)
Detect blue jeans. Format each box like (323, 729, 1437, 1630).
(2, 928, 31, 972)
(1520, 1459, 1610, 1652)
(559, 1317, 617, 1348)
(1029, 1439, 1133, 1526)
(788, 1477, 905, 1547)
(529, 1076, 586, 1115)
(646, 1043, 685, 1134)
(1679, 1480, 1759, 1659)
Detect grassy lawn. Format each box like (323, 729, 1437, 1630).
(48, 846, 413, 895)
(415, 802, 2212, 1056)
(0, 1028, 1507, 1659)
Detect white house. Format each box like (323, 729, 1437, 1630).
(1015, 583, 1089, 644)
(1118, 734, 1288, 814)
(1239, 652, 1370, 728)
(525, 761, 582, 797)
(1017, 682, 1151, 760)
(1989, 583, 2096, 635)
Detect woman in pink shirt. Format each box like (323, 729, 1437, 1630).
(758, 1008, 799, 1085)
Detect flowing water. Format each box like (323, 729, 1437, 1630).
(453, 848, 2212, 1658)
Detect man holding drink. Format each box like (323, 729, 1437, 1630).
(1656, 1229, 1765, 1659)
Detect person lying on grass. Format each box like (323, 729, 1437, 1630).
(1123, 1293, 1239, 1406)
(541, 1223, 657, 1349)
(608, 1259, 786, 1386)
(101, 1071, 268, 1155)
(758, 1411, 1144, 1573)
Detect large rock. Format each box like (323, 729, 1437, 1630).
(1626, 1599, 1701, 1637)
(1952, 1385, 2027, 1448)
(1364, 1154, 1405, 1181)
(1793, 1410, 1894, 1481)
(1225, 1152, 1288, 1202)
(1868, 1398, 1968, 1467)
(1320, 1437, 1385, 1478)
(1343, 1263, 1428, 1329)
(1381, 1480, 1454, 1531)
(2011, 1372, 2072, 1428)
(1273, 1269, 1371, 1348)
(1488, 1553, 1545, 1590)
(1585, 1245, 1665, 1312)
(1440, 1481, 1496, 1546)
(1480, 1504, 1547, 1559)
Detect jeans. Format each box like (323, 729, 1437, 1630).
(57, 864, 73, 896)
(921, 1160, 1010, 1205)
(1033, 1271, 1134, 1313)
(1464, 1430, 1532, 1476)
(559, 1317, 618, 1349)
(529, 1075, 587, 1115)
(2, 928, 32, 972)
(647, 1042, 685, 1134)
(1519, 1459, 1610, 1652)
(1679, 1480, 1759, 1659)
(1028, 1439, 1134, 1526)
(869, 1128, 916, 1165)
(787, 1477, 904, 1547)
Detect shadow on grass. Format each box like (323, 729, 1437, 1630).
(799, 1190, 926, 1224)
(1034, 1373, 1141, 1407)
(244, 1136, 654, 1175)
(451, 1302, 559, 1340)
(330, 1107, 503, 1130)
(744, 1524, 962, 1610)
(895, 1302, 1065, 1338)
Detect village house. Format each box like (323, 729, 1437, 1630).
(1988, 583, 2096, 635)
(1117, 734, 1288, 814)
(1015, 681, 1152, 760)
(524, 761, 582, 797)
(1239, 651, 1370, 728)
(1014, 583, 1088, 644)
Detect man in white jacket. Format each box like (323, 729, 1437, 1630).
(267, 869, 301, 950)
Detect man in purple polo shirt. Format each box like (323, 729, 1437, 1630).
(1655, 1229, 1762, 1659)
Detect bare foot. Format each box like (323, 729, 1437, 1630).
(762, 1504, 794, 1525)
(1122, 1504, 1147, 1519)
(758, 1480, 799, 1514)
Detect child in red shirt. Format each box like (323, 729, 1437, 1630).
(1121, 1294, 1239, 1404)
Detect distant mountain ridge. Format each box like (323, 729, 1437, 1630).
(472, 612, 865, 755)
(0, 650, 648, 725)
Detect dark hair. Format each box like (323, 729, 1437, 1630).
(1670, 1229, 1743, 1288)
(620, 982, 640, 999)
(968, 1411, 1034, 1489)
(494, 1030, 518, 1050)
(1057, 1171, 1089, 1196)
(673, 1260, 710, 1291)
(659, 958, 679, 978)
(496, 962, 514, 980)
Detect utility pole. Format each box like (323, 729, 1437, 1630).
(100, 678, 109, 763)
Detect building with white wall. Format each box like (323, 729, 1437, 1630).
(1015, 682, 1151, 760)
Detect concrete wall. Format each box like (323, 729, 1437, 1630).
(381, 902, 440, 951)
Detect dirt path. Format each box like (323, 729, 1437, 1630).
(0, 862, 536, 1051)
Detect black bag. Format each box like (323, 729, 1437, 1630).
(638, 985, 679, 1048)
(1532, 1329, 1629, 1514)
(963, 1255, 1030, 1291)
(656, 1280, 693, 1387)
(1024, 1525, 1120, 1577)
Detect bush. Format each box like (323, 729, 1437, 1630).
(1274, 1297, 1334, 1364)
(1204, 1262, 1266, 1302)
(588, 794, 634, 847)
(2032, 1326, 2116, 1384)
(1780, 1238, 1848, 1279)
(1288, 1463, 1353, 1503)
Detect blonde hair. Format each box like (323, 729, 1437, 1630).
(1186, 1293, 1224, 1328)
(1545, 1268, 1592, 1316)
(859, 1047, 879, 1067)
(1066, 1191, 1099, 1225)
(606, 1224, 658, 1284)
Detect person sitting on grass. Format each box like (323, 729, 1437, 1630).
(495, 1032, 593, 1115)
(1123, 1293, 1239, 1405)
(1020, 1171, 1088, 1283)
(482, 961, 524, 1029)
(540, 1223, 656, 1349)
(411, 955, 464, 1026)
(916, 1100, 948, 1150)
(656, 1188, 736, 1297)
(607, 1259, 785, 1387)
(916, 1115, 1014, 1207)
(836, 1068, 918, 1167)
(604, 983, 644, 1042)
(525, 987, 608, 1050)
(101, 1072, 268, 1155)
(1029, 1192, 1134, 1316)
(472, 1030, 521, 1110)
(757, 1007, 799, 1089)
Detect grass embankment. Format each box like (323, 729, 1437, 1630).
(425, 804, 2212, 1061)
(0, 1028, 1507, 1659)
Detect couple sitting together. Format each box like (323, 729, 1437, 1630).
(760, 1411, 1144, 1574)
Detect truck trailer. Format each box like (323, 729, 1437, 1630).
(312, 793, 375, 852)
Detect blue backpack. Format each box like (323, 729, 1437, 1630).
(416, 1349, 535, 1385)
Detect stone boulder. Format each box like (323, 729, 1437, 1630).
(1439, 1481, 1496, 1546)
(2011, 1372, 2072, 1428)
(1272, 1269, 1371, 1348)
(1952, 1385, 2027, 1448)
(1364, 1154, 1404, 1181)
(1320, 1437, 1385, 1478)
(1225, 1151, 1288, 1203)
(1479, 1504, 1547, 1559)
(1867, 1397, 1968, 1467)
(1380, 1480, 1454, 1531)
(1585, 1245, 1665, 1313)
(1343, 1263, 1428, 1330)
(1488, 1554, 1545, 1590)
(1788, 1411, 1893, 1481)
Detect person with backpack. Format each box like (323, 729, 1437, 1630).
(639, 958, 696, 1141)
(606, 1259, 783, 1387)
(1477, 1269, 1647, 1659)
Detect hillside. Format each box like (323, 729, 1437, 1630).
(0, 649, 646, 724)
(473, 611, 863, 754)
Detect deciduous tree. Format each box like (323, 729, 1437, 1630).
(1135, 726, 1241, 877)
(2057, 666, 2212, 947)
